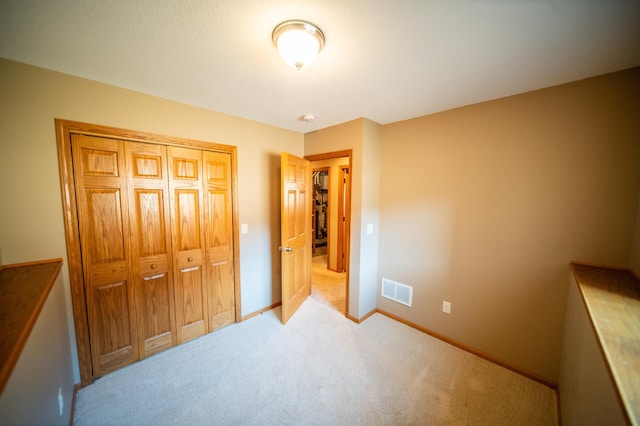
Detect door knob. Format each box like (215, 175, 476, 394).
(279, 246, 293, 252)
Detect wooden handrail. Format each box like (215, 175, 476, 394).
(571, 261, 640, 426)
(0, 258, 63, 393)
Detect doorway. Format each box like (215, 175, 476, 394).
(306, 150, 351, 315)
(312, 168, 329, 256)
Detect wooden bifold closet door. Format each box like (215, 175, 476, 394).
(126, 142, 176, 359)
(168, 147, 235, 344)
(64, 124, 238, 382)
(72, 134, 139, 377)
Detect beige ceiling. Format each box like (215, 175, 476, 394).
(1, 0, 639, 133)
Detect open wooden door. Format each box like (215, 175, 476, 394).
(337, 166, 350, 273)
(280, 153, 312, 324)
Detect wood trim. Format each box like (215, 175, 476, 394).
(305, 150, 352, 162)
(55, 119, 242, 386)
(570, 259, 629, 272)
(230, 145, 242, 323)
(240, 302, 282, 321)
(376, 308, 558, 390)
(306, 150, 352, 318)
(570, 262, 638, 425)
(56, 120, 93, 386)
(0, 258, 63, 393)
(346, 307, 377, 324)
(346, 314, 359, 323)
(1, 258, 62, 268)
(70, 383, 80, 426)
(54, 119, 237, 152)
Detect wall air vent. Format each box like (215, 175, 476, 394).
(381, 278, 413, 307)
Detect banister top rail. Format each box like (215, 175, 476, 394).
(0, 258, 63, 393)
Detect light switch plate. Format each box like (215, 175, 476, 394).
(366, 224, 374, 235)
(241, 224, 248, 234)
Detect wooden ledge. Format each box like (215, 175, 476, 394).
(0, 258, 63, 393)
(571, 261, 640, 426)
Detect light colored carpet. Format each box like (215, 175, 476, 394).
(311, 254, 346, 314)
(74, 296, 558, 425)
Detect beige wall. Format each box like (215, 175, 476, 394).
(305, 118, 382, 319)
(378, 67, 640, 383)
(360, 119, 382, 315)
(0, 58, 303, 381)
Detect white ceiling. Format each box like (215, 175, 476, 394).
(1, 0, 639, 133)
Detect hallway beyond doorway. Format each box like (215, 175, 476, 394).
(311, 254, 346, 314)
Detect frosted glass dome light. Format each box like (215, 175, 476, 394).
(272, 20, 325, 70)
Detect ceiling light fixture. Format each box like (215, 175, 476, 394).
(272, 20, 325, 70)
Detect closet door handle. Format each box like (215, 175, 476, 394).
(143, 273, 166, 281)
(211, 260, 228, 267)
(279, 246, 293, 252)
(180, 266, 200, 273)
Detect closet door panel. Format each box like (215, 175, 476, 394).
(168, 147, 208, 343)
(92, 279, 134, 374)
(175, 190, 202, 249)
(137, 274, 173, 354)
(71, 134, 137, 378)
(176, 266, 206, 341)
(206, 258, 234, 329)
(126, 142, 175, 358)
(85, 189, 126, 263)
(203, 151, 235, 330)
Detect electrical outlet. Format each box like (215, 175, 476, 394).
(442, 301, 451, 314)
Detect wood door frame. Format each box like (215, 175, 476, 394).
(55, 119, 242, 386)
(337, 165, 350, 273)
(305, 150, 352, 316)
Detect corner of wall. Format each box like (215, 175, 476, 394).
(303, 117, 384, 319)
(358, 118, 383, 316)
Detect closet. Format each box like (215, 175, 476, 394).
(312, 169, 329, 254)
(57, 120, 239, 384)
